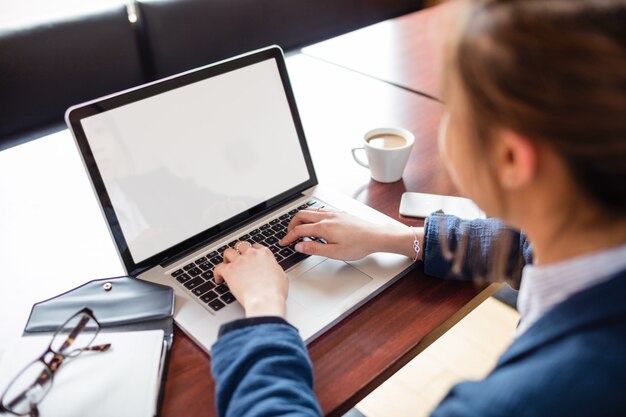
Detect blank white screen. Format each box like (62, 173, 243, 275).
(81, 59, 310, 263)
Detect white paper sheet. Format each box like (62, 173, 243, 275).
(0, 330, 164, 417)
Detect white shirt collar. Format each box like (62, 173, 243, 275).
(516, 243, 626, 337)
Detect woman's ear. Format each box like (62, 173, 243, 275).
(493, 129, 537, 190)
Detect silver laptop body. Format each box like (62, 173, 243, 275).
(66, 46, 413, 353)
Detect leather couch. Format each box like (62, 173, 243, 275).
(0, 2, 144, 149)
(0, 0, 422, 150)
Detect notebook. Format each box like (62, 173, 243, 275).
(65, 45, 413, 353)
(0, 331, 164, 417)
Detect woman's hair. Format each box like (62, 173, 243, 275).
(446, 0, 626, 215)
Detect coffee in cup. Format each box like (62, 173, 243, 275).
(366, 133, 408, 149)
(351, 127, 415, 183)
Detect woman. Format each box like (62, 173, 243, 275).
(211, 0, 626, 415)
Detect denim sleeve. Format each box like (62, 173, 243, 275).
(211, 318, 322, 417)
(423, 213, 532, 288)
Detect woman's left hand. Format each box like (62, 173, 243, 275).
(213, 242, 288, 318)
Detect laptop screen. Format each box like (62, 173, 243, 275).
(76, 55, 312, 265)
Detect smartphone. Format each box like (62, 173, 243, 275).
(399, 192, 486, 220)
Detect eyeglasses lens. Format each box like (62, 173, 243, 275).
(50, 312, 99, 357)
(1, 360, 52, 415)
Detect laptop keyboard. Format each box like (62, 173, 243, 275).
(169, 199, 324, 312)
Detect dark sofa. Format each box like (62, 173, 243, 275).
(0, 0, 422, 150)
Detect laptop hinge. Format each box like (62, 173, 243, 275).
(158, 192, 306, 269)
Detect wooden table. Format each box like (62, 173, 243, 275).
(160, 55, 495, 417)
(302, 2, 459, 101)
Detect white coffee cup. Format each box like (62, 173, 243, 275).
(351, 127, 415, 183)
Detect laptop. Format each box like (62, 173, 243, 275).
(66, 46, 413, 353)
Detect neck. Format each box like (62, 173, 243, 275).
(525, 205, 626, 266)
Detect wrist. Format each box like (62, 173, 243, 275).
(376, 224, 424, 261)
(244, 295, 286, 319)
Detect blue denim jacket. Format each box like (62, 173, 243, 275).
(211, 215, 626, 416)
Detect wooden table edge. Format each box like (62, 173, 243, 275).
(327, 282, 503, 417)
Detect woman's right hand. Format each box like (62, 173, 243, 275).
(279, 209, 420, 261)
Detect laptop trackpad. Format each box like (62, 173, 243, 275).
(289, 259, 372, 315)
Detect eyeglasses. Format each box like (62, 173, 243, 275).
(0, 308, 111, 417)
